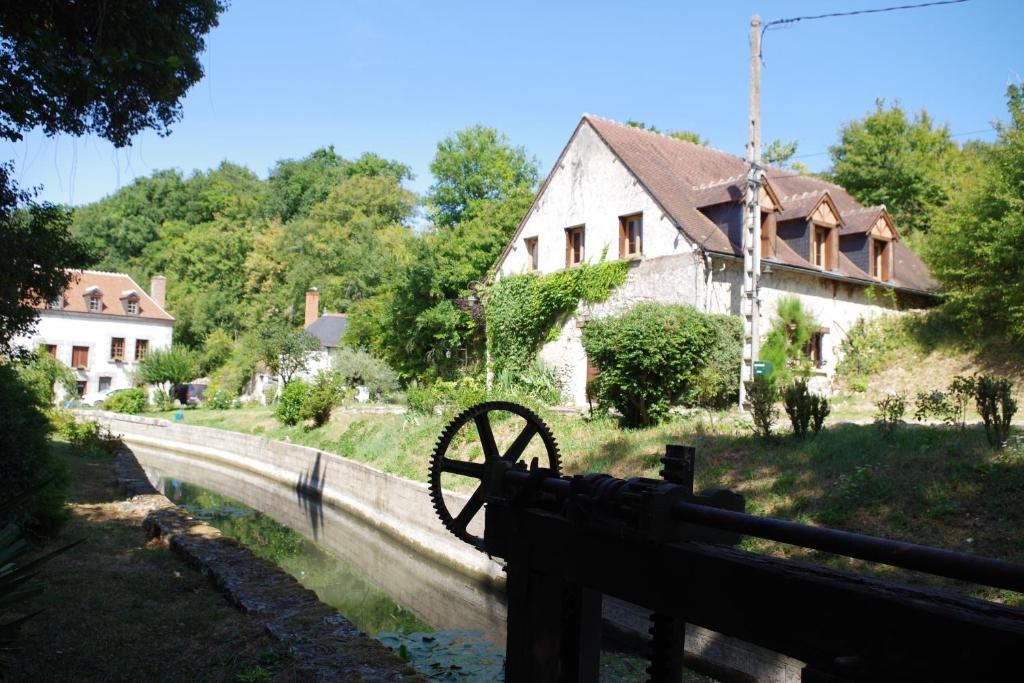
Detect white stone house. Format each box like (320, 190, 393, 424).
(493, 116, 935, 406)
(299, 288, 349, 380)
(13, 270, 174, 402)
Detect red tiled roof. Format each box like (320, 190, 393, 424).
(40, 270, 173, 321)
(582, 115, 935, 293)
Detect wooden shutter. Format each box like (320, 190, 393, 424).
(72, 346, 89, 368)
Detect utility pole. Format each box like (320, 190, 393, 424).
(739, 14, 763, 409)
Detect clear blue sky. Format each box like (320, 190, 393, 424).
(7, 0, 1021, 207)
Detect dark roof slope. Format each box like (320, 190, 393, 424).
(304, 314, 348, 348)
(582, 115, 935, 293)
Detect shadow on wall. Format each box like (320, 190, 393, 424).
(295, 452, 326, 540)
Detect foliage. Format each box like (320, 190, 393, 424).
(925, 86, 1024, 340)
(763, 138, 799, 166)
(331, 346, 398, 399)
(426, 125, 538, 229)
(0, 166, 93, 355)
(582, 303, 733, 427)
(0, 1, 223, 147)
(783, 380, 829, 437)
(257, 327, 320, 386)
(0, 363, 67, 533)
(745, 375, 778, 439)
(275, 380, 309, 426)
(625, 120, 708, 145)
(874, 394, 907, 435)
(913, 376, 975, 430)
(198, 328, 235, 376)
(486, 261, 630, 377)
(138, 346, 197, 394)
(829, 98, 959, 236)
(405, 385, 438, 415)
(493, 358, 564, 407)
(199, 387, 234, 410)
(759, 297, 819, 384)
(684, 314, 743, 410)
(974, 375, 1017, 449)
(58, 419, 122, 457)
(835, 315, 908, 379)
(300, 372, 343, 428)
(13, 347, 77, 405)
(103, 388, 148, 414)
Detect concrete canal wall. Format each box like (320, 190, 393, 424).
(82, 410, 803, 682)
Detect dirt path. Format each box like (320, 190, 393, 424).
(6, 442, 305, 682)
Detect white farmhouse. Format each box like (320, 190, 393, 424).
(493, 116, 935, 406)
(13, 270, 174, 402)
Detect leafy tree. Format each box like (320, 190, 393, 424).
(626, 121, 707, 145)
(14, 347, 77, 405)
(759, 297, 819, 384)
(257, 326, 320, 386)
(300, 371, 342, 427)
(427, 125, 538, 229)
(138, 346, 197, 395)
(332, 346, 398, 398)
(0, 1, 223, 146)
(0, 168, 92, 356)
(275, 380, 309, 426)
(925, 85, 1024, 339)
(763, 138, 799, 166)
(829, 99, 958, 235)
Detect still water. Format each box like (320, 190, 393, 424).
(161, 478, 507, 680)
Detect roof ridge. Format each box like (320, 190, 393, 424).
(692, 174, 745, 191)
(78, 268, 134, 277)
(582, 113, 742, 163)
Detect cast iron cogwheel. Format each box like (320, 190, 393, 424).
(429, 401, 561, 550)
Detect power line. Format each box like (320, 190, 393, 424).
(763, 0, 969, 36)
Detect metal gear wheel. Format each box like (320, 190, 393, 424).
(429, 401, 561, 550)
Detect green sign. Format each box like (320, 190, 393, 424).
(753, 361, 773, 377)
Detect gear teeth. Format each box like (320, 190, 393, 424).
(428, 401, 561, 550)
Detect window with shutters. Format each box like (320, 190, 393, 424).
(871, 238, 891, 280)
(71, 346, 89, 369)
(812, 224, 835, 270)
(44, 344, 57, 358)
(110, 337, 125, 360)
(565, 226, 585, 268)
(619, 213, 642, 258)
(134, 339, 149, 361)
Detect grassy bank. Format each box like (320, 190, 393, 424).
(6, 440, 302, 682)
(153, 405, 1024, 605)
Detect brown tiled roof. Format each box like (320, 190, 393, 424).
(582, 115, 935, 293)
(840, 205, 886, 235)
(40, 270, 174, 321)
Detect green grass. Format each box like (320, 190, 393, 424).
(5, 440, 302, 682)
(154, 405, 1024, 605)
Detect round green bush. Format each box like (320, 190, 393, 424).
(276, 380, 309, 426)
(102, 387, 148, 414)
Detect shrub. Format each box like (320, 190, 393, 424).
(406, 384, 438, 415)
(914, 389, 950, 423)
(276, 380, 309, 426)
(14, 347, 77, 405)
(684, 314, 743, 410)
(759, 297, 819, 384)
(913, 376, 976, 429)
(875, 394, 906, 434)
(151, 391, 175, 412)
(332, 346, 399, 400)
(102, 387, 147, 414)
(203, 387, 236, 410)
(138, 345, 197, 395)
(301, 371, 343, 427)
(810, 393, 830, 434)
(0, 364, 67, 533)
(745, 375, 778, 439)
(582, 303, 732, 427)
(58, 419, 122, 457)
(974, 375, 1017, 449)
(493, 358, 564, 406)
(784, 380, 814, 437)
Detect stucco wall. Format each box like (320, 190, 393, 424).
(499, 121, 692, 277)
(14, 311, 173, 399)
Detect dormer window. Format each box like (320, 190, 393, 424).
(48, 297, 63, 310)
(87, 296, 102, 312)
(811, 224, 837, 271)
(871, 238, 892, 280)
(120, 290, 140, 315)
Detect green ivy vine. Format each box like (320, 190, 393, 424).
(485, 261, 630, 377)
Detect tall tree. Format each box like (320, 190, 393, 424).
(427, 125, 538, 229)
(829, 100, 958, 235)
(925, 85, 1024, 340)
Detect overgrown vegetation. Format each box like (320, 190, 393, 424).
(138, 346, 198, 396)
(759, 297, 819, 384)
(875, 394, 907, 435)
(582, 303, 740, 426)
(332, 346, 399, 399)
(975, 375, 1018, 449)
(103, 388, 148, 414)
(783, 379, 830, 437)
(745, 375, 778, 439)
(300, 372, 343, 427)
(485, 260, 630, 378)
(275, 380, 309, 426)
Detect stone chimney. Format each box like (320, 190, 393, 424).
(150, 275, 167, 309)
(304, 288, 320, 328)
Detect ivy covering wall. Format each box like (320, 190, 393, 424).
(485, 261, 630, 377)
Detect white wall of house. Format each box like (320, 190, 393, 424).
(499, 122, 693, 277)
(14, 311, 173, 401)
(494, 121, 905, 407)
